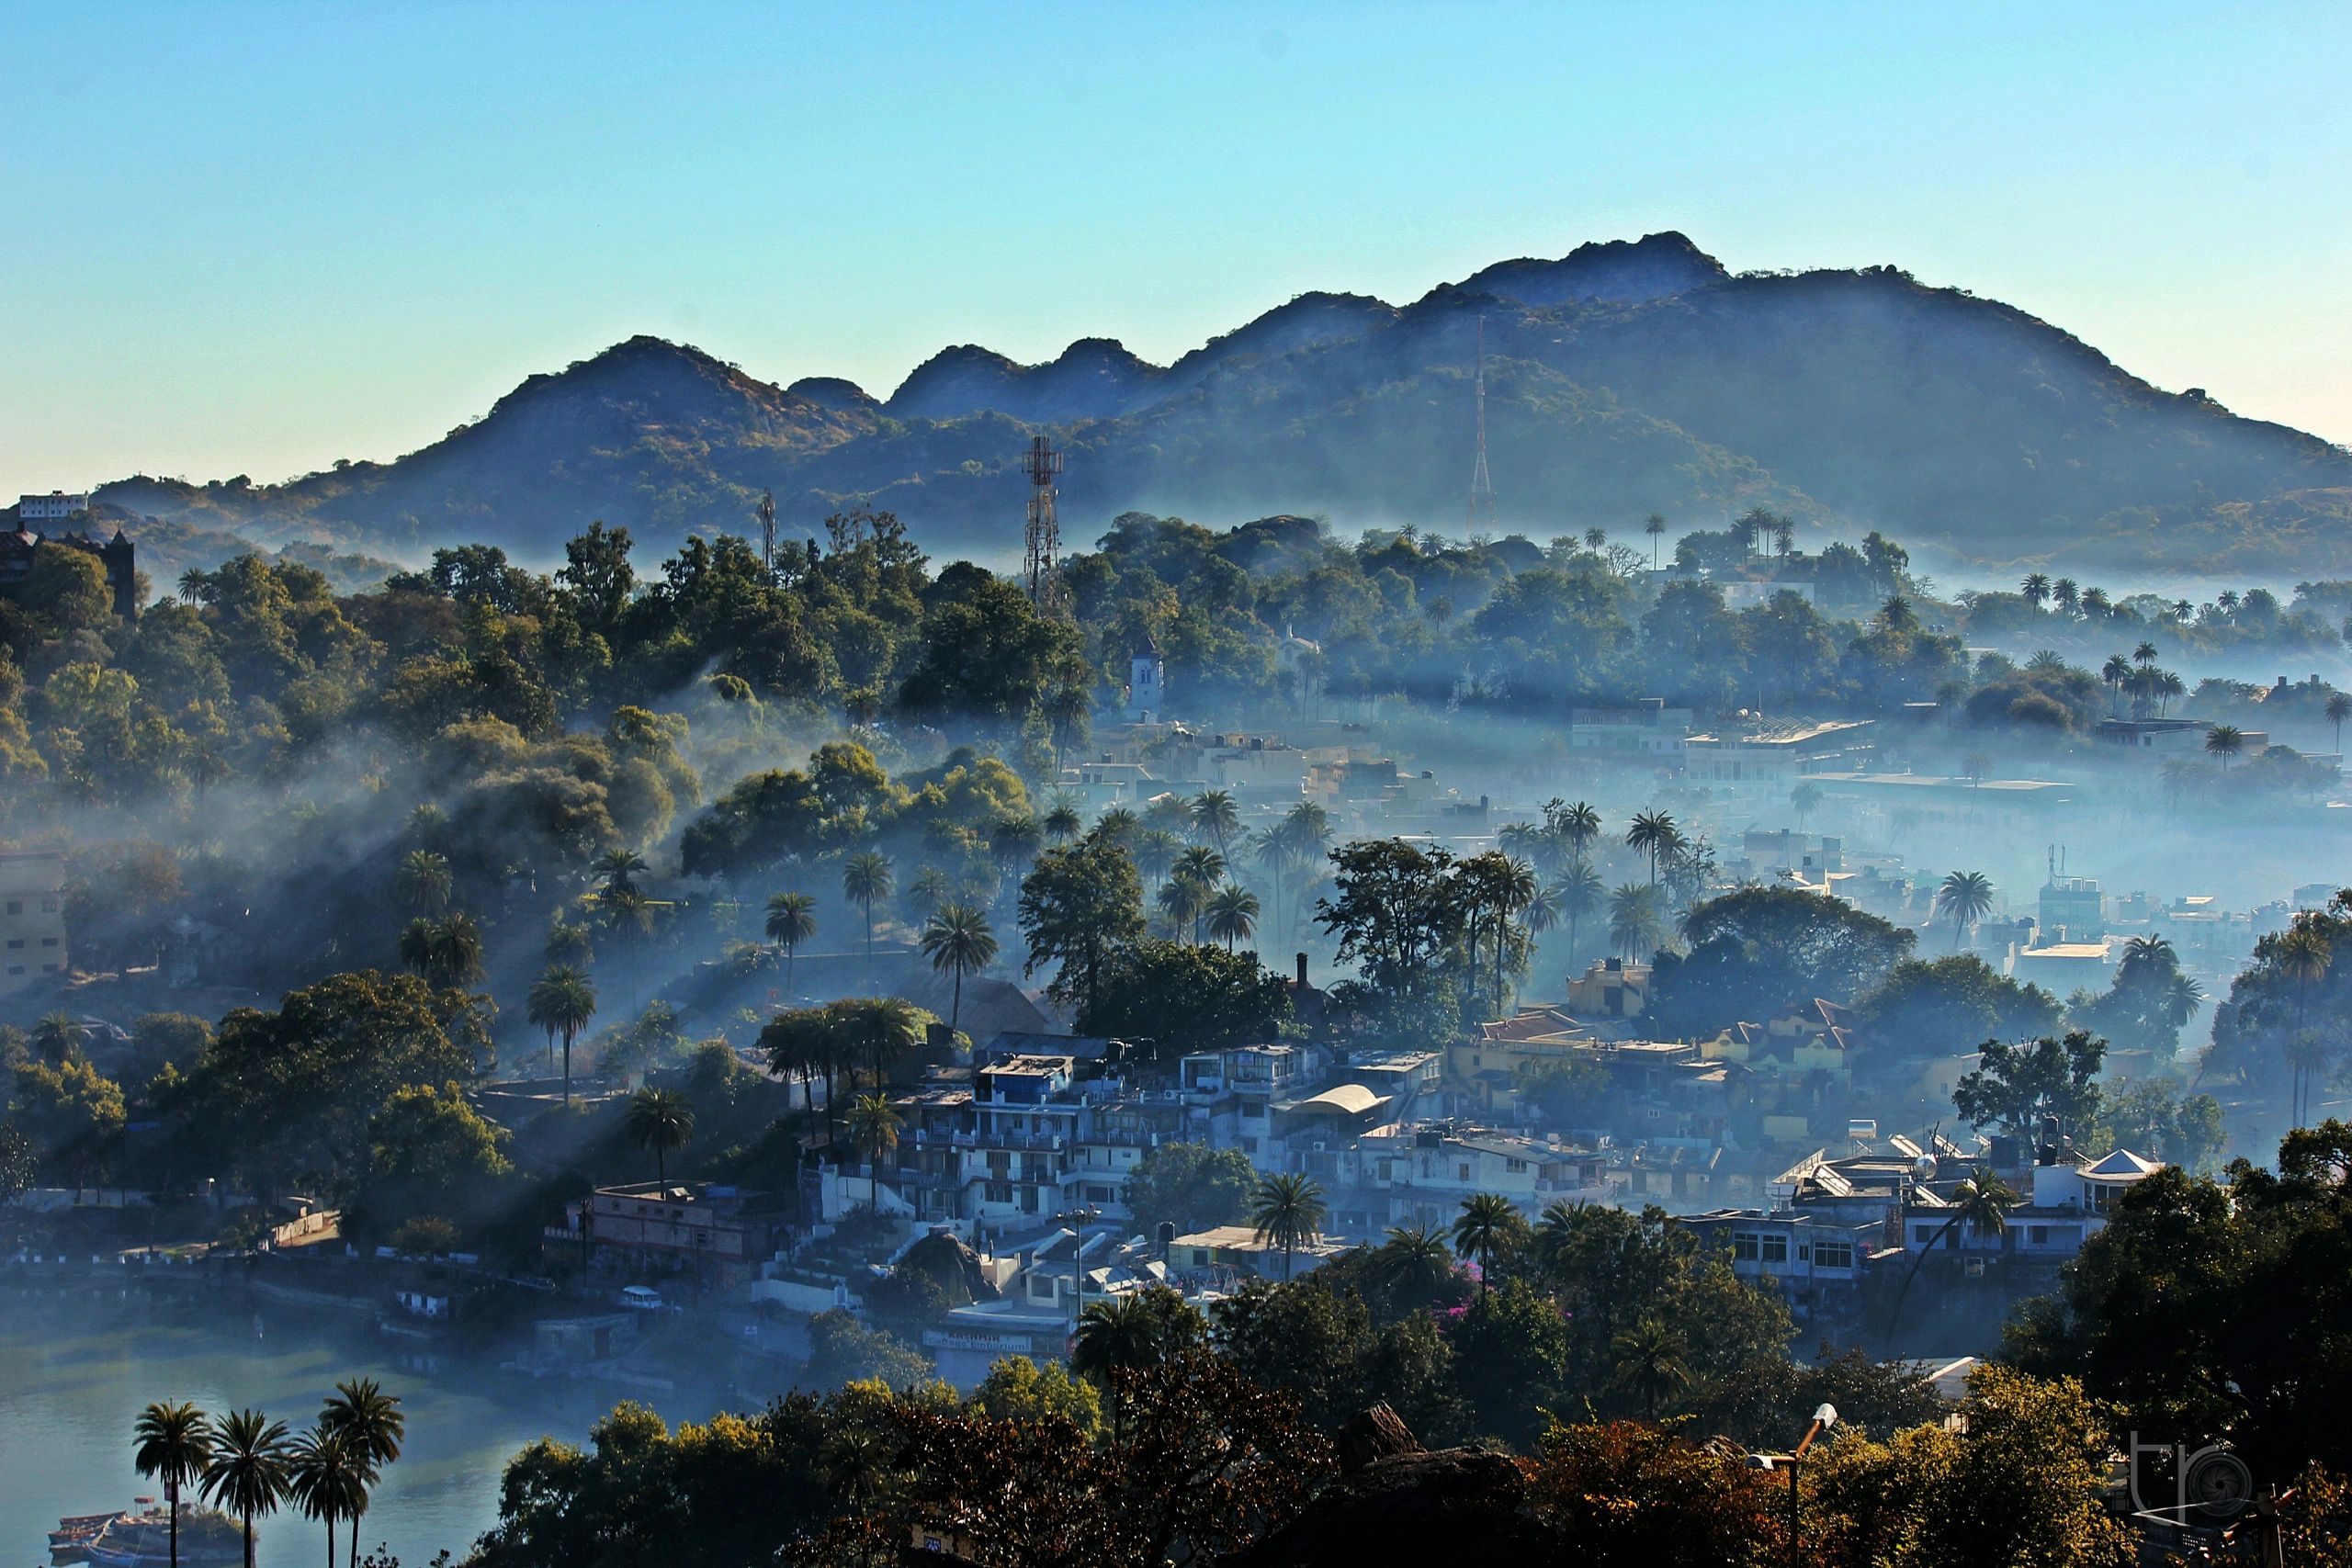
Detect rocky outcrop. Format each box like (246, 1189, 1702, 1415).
(1225, 1406, 1551, 1566)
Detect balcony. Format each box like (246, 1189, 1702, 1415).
(911, 1129, 1067, 1153)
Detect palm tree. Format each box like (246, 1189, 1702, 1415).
(319, 1380, 401, 1568)
(1043, 800, 1082, 843)
(1888, 1170, 2018, 1337)
(1249, 1173, 1326, 1280)
(285, 1426, 368, 1568)
(1936, 871, 1996, 953)
(1071, 1294, 1165, 1440)
(2100, 654, 2132, 716)
(1170, 846, 1226, 942)
(1644, 512, 1667, 570)
(1552, 800, 1602, 864)
(593, 848, 649, 897)
(1584, 525, 1608, 555)
(2332, 694, 2352, 756)
(203, 1409, 291, 1568)
(1190, 789, 1240, 852)
(32, 1010, 87, 1065)
(1136, 828, 1182, 886)
(526, 965, 596, 1103)
(1555, 863, 1603, 971)
(2278, 926, 2333, 1124)
(1609, 1318, 1691, 1422)
(1158, 876, 1208, 942)
(1452, 1192, 1518, 1297)
(1626, 809, 1679, 886)
(842, 851, 893, 977)
(625, 1088, 695, 1186)
(396, 914, 485, 991)
(1204, 884, 1261, 953)
(839, 995, 925, 1090)
(1373, 1224, 1455, 1307)
(2020, 573, 2050, 611)
(991, 815, 1044, 876)
(1487, 856, 1539, 1015)
(394, 850, 451, 915)
(544, 918, 593, 969)
(902, 866, 954, 924)
(763, 892, 818, 996)
(845, 1092, 903, 1168)
(1172, 844, 1227, 891)
(1608, 884, 1663, 963)
(1790, 781, 1823, 831)
(134, 1402, 213, 1568)
(2205, 724, 2245, 771)
(919, 903, 997, 1032)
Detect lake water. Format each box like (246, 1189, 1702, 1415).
(0, 1281, 710, 1568)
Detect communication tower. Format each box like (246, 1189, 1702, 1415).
(1021, 434, 1067, 615)
(756, 490, 777, 575)
(1467, 317, 1497, 530)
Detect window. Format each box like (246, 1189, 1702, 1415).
(6, 964, 21, 976)
(984, 1182, 1012, 1204)
(1458, 1163, 1472, 1180)
(1732, 1233, 1759, 1260)
(40, 897, 54, 913)
(2029, 1225, 2049, 1245)
(1505, 1157, 1526, 1173)
(5, 940, 18, 950)
(1759, 1235, 1789, 1263)
(5, 900, 17, 915)
(1814, 1241, 1854, 1269)
(39, 937, 54, 947)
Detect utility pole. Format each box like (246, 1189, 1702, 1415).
(1467, 317, 1497, 531)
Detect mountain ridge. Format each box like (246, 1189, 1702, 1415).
(87, 236, 2352, 573)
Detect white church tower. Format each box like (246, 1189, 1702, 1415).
(1125, 645, 1165, 723)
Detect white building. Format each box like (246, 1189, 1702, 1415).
(1125, 649, 1164, 723)
(17, 491, 87, 524)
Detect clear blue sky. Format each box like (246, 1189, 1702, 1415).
(3, 0, 2347, 493)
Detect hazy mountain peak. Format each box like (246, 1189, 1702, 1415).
(787, 376, 878, 413)
(1454, 231, 1731, 306)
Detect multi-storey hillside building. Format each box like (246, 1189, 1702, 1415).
(0, 850, 68, 994)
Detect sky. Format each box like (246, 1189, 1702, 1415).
(2, 0, 2347, 493)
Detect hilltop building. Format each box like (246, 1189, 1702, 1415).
(16, 491, 88, 524)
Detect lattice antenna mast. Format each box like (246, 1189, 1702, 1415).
(1020, 434, 1067, 614)
(757, 490, 777, 575)
(1467, 316, 1497, 530)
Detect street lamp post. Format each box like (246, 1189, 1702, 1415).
(1786, 1402, 1838, 1568)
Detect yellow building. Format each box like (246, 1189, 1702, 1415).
(1698, 999, 1854, 1088)
(0, 850, 67, 994)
